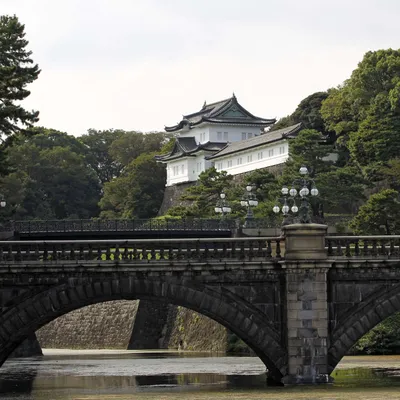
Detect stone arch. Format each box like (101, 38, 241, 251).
(0, 277, 287, 381)
(328, 282, 400, 373)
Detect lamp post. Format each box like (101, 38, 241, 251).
(241, 184, 258, 227)
(215, 192, 232, 218)
(273, 166, 319, 223)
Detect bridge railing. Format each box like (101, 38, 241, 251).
(11, 219, 239, 234)
(0, 237, 284, 263)
(326, 235, 400, 258)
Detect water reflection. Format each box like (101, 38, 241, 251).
(1, 352, 400, 399)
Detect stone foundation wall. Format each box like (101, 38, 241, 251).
(128, 300, 170, 349)
(36, 300, 229, 353)
(166, 306, 227, 352)
(37, 300, 139, 349)
(158, 182, 197, 215)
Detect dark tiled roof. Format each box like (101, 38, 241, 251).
(207, 123, 302, 160)
(156, 138, 227, 162)
(165, 95, 276, 132)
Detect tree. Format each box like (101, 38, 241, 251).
(99, 153, 166, 219)
(2, 130, 101, 219)
(0, 15, 40, 137)
(80, 129, 125, 185)
(350, 189, 400, 235)
(316, 166, 367, 214)
(109, 131, 167, 167)
(321, 49, 400, 170)
(280, 129, 334, 183)
(167, 168, 234, 218)
(270, 92, 333, 139)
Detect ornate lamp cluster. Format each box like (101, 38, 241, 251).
(215, 185, 259, 226)
(273, 166, 319, 223)
(241, 184, 258, 225)
(214, 192, 232, 217)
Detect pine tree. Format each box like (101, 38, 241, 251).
(0, 15, 40, 137)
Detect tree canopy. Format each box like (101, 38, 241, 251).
(0, 15, 40, 137)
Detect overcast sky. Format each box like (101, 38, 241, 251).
(3, 0, 400, 135)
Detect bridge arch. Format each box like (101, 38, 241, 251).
(329, 282, 400, 373)
(0, 277, 287, 381)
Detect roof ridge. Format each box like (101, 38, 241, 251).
(203, 97, 232, 108)
(267, 122, 302, 136)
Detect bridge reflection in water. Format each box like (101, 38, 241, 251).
(0, 224, 400, 385)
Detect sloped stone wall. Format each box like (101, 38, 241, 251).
(166, 306, 227, 352)
(37, 300, 139, 349)
(36, 300, 229, 352)
(157, 182, 196, 215)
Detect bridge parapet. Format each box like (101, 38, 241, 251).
(0, 237, 284, 265)
(326, 235, 400, 259)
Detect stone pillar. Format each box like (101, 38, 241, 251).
(282, 224, 332, 384)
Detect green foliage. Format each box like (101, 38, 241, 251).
(317, 166, 367, 214)
(80, 129, 125, 185)
(350, 189, 400, 235)
(167, 167, 234, 218)
(0, 15, 40, 137)
(271, 92, 333, 139)
(280, 129, 333, 184)
(2, 130, 101, 219)
(322, 49, 400, 174)
(353, 313, 400, 355)
(109, 131, 167, 167)
(99, 152, 166, 219)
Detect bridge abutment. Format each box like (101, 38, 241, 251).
(282, 224, 333, 384)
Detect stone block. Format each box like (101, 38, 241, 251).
(297, 327, 318, 338)
(287, 301, 303, 310)
(302, 319, 312, 328)
(297, 292, 317, 302)
(313, 282, 327, 292)
(287, 309, 299, 320)
(317, 328, 328, 337)
(287, 319, 304, 329)
(288, 346, 302, 356)
(287, 292, 299, 301)
(311, 300, 328, 310)
(312, 319, 328, 329)
(288, 328, 299, 338)
(298, 310, 315, 320)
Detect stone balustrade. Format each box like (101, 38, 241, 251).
(0, 237, 284, 263)
(326, 235, 400, 258)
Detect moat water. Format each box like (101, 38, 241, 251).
(1, 350, 400, 399)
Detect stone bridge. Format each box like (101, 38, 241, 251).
(0, 223, 400, 384)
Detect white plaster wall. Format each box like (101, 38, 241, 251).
(178, 126, 211, 144)
(166, 152, 212, 186)
(214, 140, 289, 176)
(166, 158, 191, 186)
(178, 124, 263, 144)
(208, 125, 262, 143)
